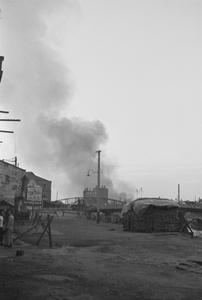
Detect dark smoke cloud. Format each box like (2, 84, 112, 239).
(0, 0, 135, 200)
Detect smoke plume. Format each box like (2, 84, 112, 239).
(0, 0, 135, 201)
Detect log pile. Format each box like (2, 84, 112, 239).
(123, 206, 183, 233)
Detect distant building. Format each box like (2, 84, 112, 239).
(83, 185, 108, 199)
(0, 160, 25, 206)
(22, 172, 51, 209)
(83, 186, 109, 206)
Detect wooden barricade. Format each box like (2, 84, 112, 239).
(14, 213, 54, 247)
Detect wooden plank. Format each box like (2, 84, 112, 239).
(53, 209, 59, 217)
(13, 224, 37, 242)
(47, 215, 52, 248)
(34, 215, 49, 235)
(36, 215, 54, 246)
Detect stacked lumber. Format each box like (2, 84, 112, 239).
(123, 206, 182, 233)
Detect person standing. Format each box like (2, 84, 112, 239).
(0, 210, 4, 245)
(4, 209, 14, 248)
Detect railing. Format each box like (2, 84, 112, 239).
(57, 196, 124, 205)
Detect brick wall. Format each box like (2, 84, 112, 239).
(0, 161, 25, 205)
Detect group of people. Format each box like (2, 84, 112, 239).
(0, 209, 14, 247)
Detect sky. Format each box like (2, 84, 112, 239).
(0, 0, 201, 201)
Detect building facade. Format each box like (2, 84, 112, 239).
(83, 186, 108, 199)
(83, 186, 109, 206)
(22, 172, 51, 209)
(0, 160, 25, 206)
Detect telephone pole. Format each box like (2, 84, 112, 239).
(178, 184, 180, 203)
(96, 150, 101, 224)
(0, 56, 4, 83)
(86, 150, 102, 224)
(0, 56, 21, 137)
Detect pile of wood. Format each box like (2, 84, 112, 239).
(123, 206, 183, 233)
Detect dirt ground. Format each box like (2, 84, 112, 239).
(1, 212, 202, 300)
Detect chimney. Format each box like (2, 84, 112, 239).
(15, 156, 17, 167)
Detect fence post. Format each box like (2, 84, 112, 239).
(47, 214, 52, 248)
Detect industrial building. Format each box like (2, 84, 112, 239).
(83, 185, 108, 199)
(83, 185, 124, 208)
(83, 185, 108, 206)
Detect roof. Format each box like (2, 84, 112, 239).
(0, 200, 14, 207)
(121, 198, 178, 217)
(25, 172, 51, 183)
(0, 160, 26, 172)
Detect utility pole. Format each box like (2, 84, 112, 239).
(178, 184, 180, 203)
(140, 187, 143, 198)
(0, 56, 4, 83)
(0, 57, 21, 138)
(96, 150, 101, 224)
(15, 156, 17, 167)
(86, 150, 102, 224)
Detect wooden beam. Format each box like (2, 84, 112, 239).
(47, 215, 52, 248)
(13, 224, 37, 242)
(0, 130, 14, 133)
(0, 119, 21, 121)
(36, 215, 54, 246)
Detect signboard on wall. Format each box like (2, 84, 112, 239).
(27, 179, 42, 203)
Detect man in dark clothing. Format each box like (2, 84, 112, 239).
(0, 210, 5, 245)
(4, 209, 14, 247)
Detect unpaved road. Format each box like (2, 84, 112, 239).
(1, 214, 202, 300)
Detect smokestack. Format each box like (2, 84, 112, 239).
(178, 184, 180, 203)
(15, 156, 17, 167)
